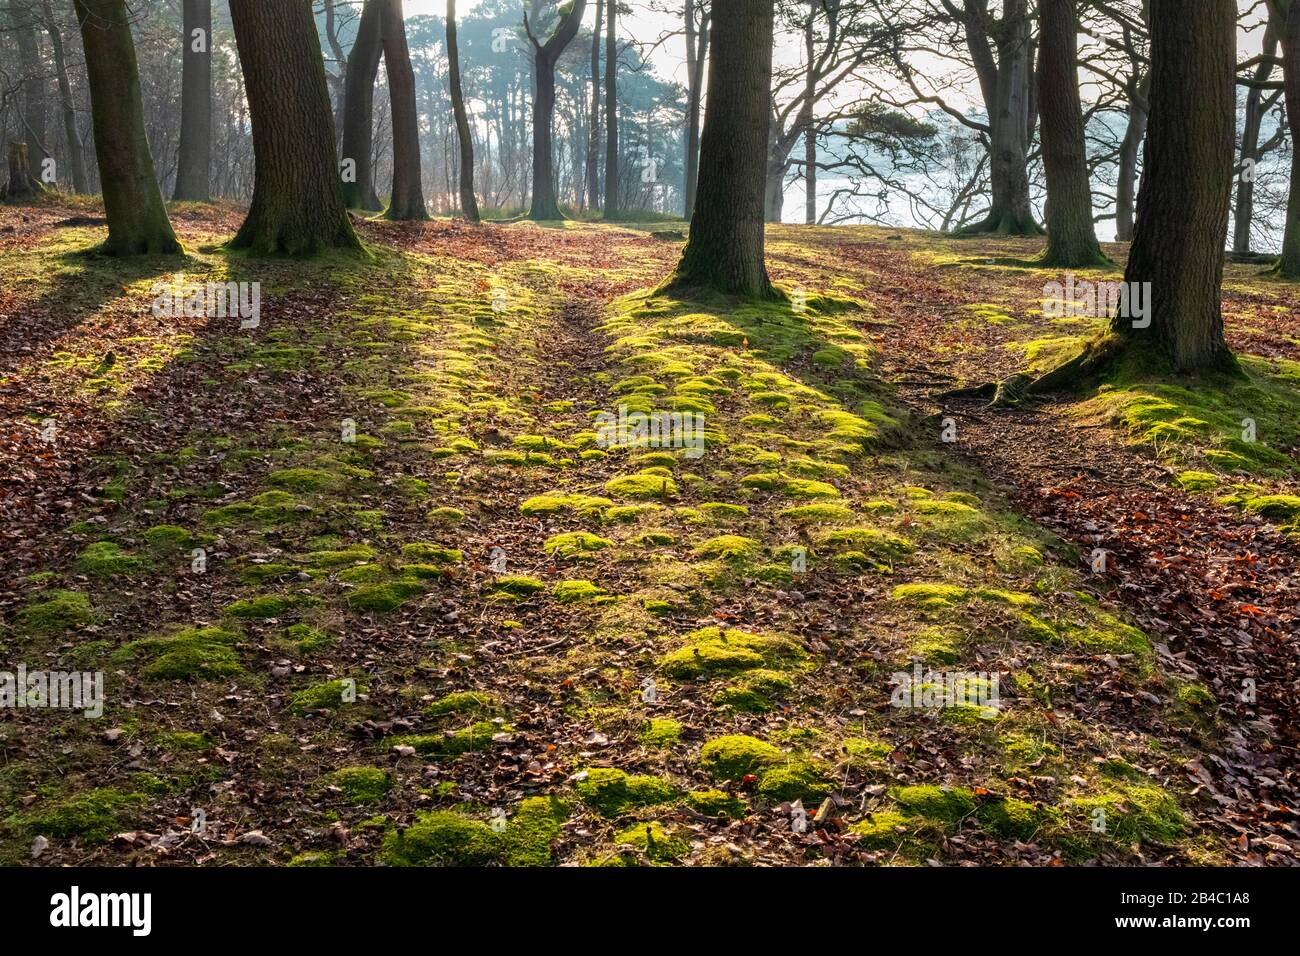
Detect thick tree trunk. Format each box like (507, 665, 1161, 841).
(447, 0, 478, 222)
(227, 0, 361, 256)
(381, 0, 426, 220)
(173, 0, 212, 201)
(585, 0, 603, 212)
(74, 0, 180, 255)
(603, 0, 619, 218)
(14, 1, 49, 174)
(526, 1, 586, 221)
(340, 0, 384, 211)
(1115, 75, 1148, 242)
(1036, 0, 1105, 266)
(4, 142, 41, 198)
(663, 0, 775, 298)
(1234, 22, 1278, 255)
(960, 0, 1040, 235)
(1108, 0, 1236, 372)
(1276, 2, 1300, 277)
(43, 0, 88, 193)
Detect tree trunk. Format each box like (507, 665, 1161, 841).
(14, 1, 49, 174)
(42, 0, 88, 193)
(663, 0, 775, 298)
(526, 1, 586, 221)
(381, 0, 426, 220)
(960, 0, 1040, 235)
(173, 0, 212, 201)
(1234, 21, 1279, 255)
(1276, 1, 1300, 277)
(585, 0, 603, 212)
(227, 0, 361, 256)
(802, 0, 816, 224)
(340, 0, 384, 211)
(447, 0, 478, 222)
(1115, 75, 1148, 242)
(1109, 0, 1236, 372)
(603, 0, 619, 218)
(4, 142, 40, 198)
(1036, 0, 1105, 265)
(683, 1, 707, 218)
(74, 0, 180, 255)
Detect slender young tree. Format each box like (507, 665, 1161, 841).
(584, 0, 604, 212)
(13, 0, 49, 175)
(1036, 0, 1106, 266)
(1026, 0, 1236, 388)
(663, 0, 776, 298)
(42, 0, 89, 193)
(227, 0, 361, 256)
(1276, 0, 1300, 276)
(74, 0, 180, 254)
(381, 0, 427, 219)
(1234, 14, 1281, 255)
(603, 0, 619, 217)
(339, 0, 384, 211)
(682, 0, 708, 217)
(524, 0, 587, 221)
(447, 0, 479, 222)
(173, 0, 212, 201)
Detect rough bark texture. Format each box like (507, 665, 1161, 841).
(663, 0, 775, 299)
(683, 0, 707, 218)
(802, 0, 816, 224)
(4, 142, 40, 198)
(1108, 0, 1236, 372)
(526, 0, 587, 221)
(227, 0, 360, 256)
(584, 0, 603, 212)
(173, 0, 212, 201)
(603, 0, 619, 218)
(14, 0, 49, 173)
(381, 0, 427, 220)
(1115, 75, 1149, 242)
(74, 0, 180, 255)
(1036, 0, 1105, 265)
(43, 0, 88, 192)
(340, 0, 384, 211)
(1277, 1, 1300, 277)
(447, 0, 479, 222)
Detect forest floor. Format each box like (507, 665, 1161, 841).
(1, 196, 1298, 867)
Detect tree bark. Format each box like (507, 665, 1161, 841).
(447, 0, 478, 222)
(381, 0, 426, 219)
(173, 0, 212, 201)
(74, 0, 180, 255)
(4, 142, 40, 198)
(585, 0, 603, 212)
(663, 0, 775, 298)
(42, 0, 88, 192)
(227, 0, 361, 256)
(340, 0, 384, 211)
(683, 0, 707, 218)
(1115, 75, 1148, 242)
(1109, 0, 1236, 372)
(802, 0, 816, 224)
(603, 0, 619, 217)
(13, 0, 49, 174)
(1036, 0, 1105, 265)
(1276, 1, 1300, 277)
(526, 0, 587, 221)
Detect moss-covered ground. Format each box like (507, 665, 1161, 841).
(1, 198, 1294, 866)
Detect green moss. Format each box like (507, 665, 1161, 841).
(224, 593, 311, 619)
(240, 562, 296, 585)
(850, 810, 916, 849)
(692, 535, 762, 562)
(892, 582, 969, 610)
(699, 502, 749, 520)
(114, 626, 243, 680)
(502, 795, 569, 867)
(8, 788, 144, 844)
(1175, 471, 1218, 492)
(543, 532, 613, 558)
(427, 506, 466, 525)
(267, 468, 347, 493)
(425, 691, 496, 719)
(574, 767, 680, 816)
(1066, 784, 1185, 844)
(400, 543, 463, 564)
(658, 626, 805, 679)
(388, 721, 499, 756)
(605, 473, 678, 499)
(142, 524, 195, 552)
(756, 761, 833, 803)
(286, 851, 336, 867)
(640, 718, 683, 747)
(156, 731, 210, 752)
(519, 493, 612, 517)
(553, 579, 608, 603)
(488, 575, 546, 598)
(686, 789, 746, 819)
(18, 589, 94, 632)
(382, 812, 501, 866)
(976, 798, 1050, 838)
(73, 541, 149, 577)
(1243, 494, 1300, 522)
(699, 735, 784, 779)
(779, 503, 855, 523)
(893, 785, 976, 822)
(287, 623, 333, 652)
(613, 821, 688, 863)
(289, 678, 361, 714)
(345, 579, 425, 612)
(326, 766, 392, 804)
(817, 527, 914, 561)
(629, 529, 677, 547)
(300, 545, 377, 568)
(713, 686, 773, 713)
